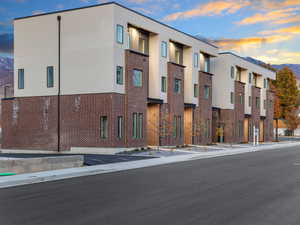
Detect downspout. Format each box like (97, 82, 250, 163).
(57, 15, 61, 152)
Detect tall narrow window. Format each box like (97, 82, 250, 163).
(161, 41, 167, 58)
(174, 79, 182, 94)
(100, 116, 108, 139)
(133, 113, 138, 138)
(117, 116, 123, 139)
(194, 53, 199, 68)
(161, 76, 167, 92)
(18, 69, 24, 89)
(138, 113, 143, 138)
(133, 69, 142, 87)
(116, 24, 124, 44)
(173, 116, 177, 138)
(230, 92, 234, 104)
(231, 66, 235, 79)
(264, 100, 266, 109)
(248, 73, 252, 84)
(175, 50, 180, 64)
(138, 38, 146, 53)
(204, 54, 210, 73)
(204, 86, 210, 99)
(116, 66, 123, 85)
(178, 116, 182, 138)
(239, 121, 243, 137)
(239, 94, 244, 104)
(249, 96, 252, 107)
(256, 97, 260, 108)
(264, 79, 267, 88)
(47, 66, 54, 88)
(194, 84, 198, 97)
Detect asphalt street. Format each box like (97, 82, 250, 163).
(1, 145, 300, 225)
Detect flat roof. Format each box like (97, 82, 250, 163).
(14, 2, 218, 49)
(219, 52, 276, 73)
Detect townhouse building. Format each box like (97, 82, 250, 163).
(1, 2, 219, 151)
(211, 52, 276, 143)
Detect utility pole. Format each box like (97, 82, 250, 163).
(57, 15, 61, 152)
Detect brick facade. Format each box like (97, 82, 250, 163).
(250, 86, 261, 141)
(264, 90, 274, 141)
(159, 62, 185, 146)
(193, 71, 213, 145)
(234, 81, 245, 143)
(2, 93, 126, 151)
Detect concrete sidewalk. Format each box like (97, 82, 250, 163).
(1, 141, 300, 189)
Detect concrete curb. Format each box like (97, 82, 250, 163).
(1, 142, 300, 189)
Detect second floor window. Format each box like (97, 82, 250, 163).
(116, 66, 123, 85)
(133, 69, 142, 87)
(116, 24, 124, 44)
(231, 66, 235, 79)
(204, 86, 210, 99)
(256, 97, 260, 108)
(239, 94, 244, 104)
(204, 54, 210, 73)
(161, 41, 167, 58)
(230, 92, 234, 104)
(194, 53, 199, 68)
(47, 66, 54, 88)
(249, 73, 252, 83)
(161, 76, 167, 92)
(18, 69, 24, 89)
(194, 84, 198, 97)
(174, 79, 182, 94)
(264, 79, 267, 88)
(249, 96, 252, 107)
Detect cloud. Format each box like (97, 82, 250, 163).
(163, 0, 250, 21)
(256, 49, 300, 64)
(237, 7, 299, 25)
(214, 35, 292, 51)
(252, 0, 300, 10)
(260, 25, 300, 35)
(133, 7, 154, 14)
(0, 33, 13, 55)
(273, 14, 300, 24)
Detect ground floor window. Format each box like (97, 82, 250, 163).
(133, 113, 143, 139)
(173, 115, 182, 139)
(117, 116, 123, 139)
(205, 119, 210, 138)
(100, 116, 108, 139)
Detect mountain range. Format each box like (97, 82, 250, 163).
(0, 56, 299, 87)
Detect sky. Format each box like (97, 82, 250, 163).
(0, 0, 300, 64)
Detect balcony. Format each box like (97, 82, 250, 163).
(169, 41, 183, 65)
(128, 25, 149, 55)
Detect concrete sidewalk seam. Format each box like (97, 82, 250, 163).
(1, 142, 300, 189)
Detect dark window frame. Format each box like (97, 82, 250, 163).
(18, 68, 25, 89)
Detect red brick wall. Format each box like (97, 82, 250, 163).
(125, 50, 149, 147)
(234, 81, 245, 143)
(193, 71, 213, 145)
(2, 93, 126, 151)
(251, 86, 261, 141)
(264, 90, 274, 141)
(159, 62, 184, 146)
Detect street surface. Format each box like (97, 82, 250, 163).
(1, 145, 300, 225)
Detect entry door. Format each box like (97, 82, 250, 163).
(244, 118, 249, 143)
(259, 120, 264, 142)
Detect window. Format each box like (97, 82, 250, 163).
(133, 69, 142, 87)
(100, 116, 108, 139)
(116, 24, 124, 44)
(253, 75, 257, 86)
(204, 54, 210, 73)
(161, 41, 167, 58)
(138, 113, 143, 139)
(178, 116, 182, 138)
(249, 96, 252, 107)
(133, 113, 137, 138)
(47, 66, 54, 88)
(133, 113, 143, 139)
(205, 119, 210, 138)
(138, 38, 146, 53)
(173, 116, 177, 138)
(256, 97, 260, 108)
(116, 66, 123, 85)
(264, 79, 267, 88)
(161, 76, 167, 92)
(174, 79, 182, 94)
(194, 84, 198, 97)
(175, 50, 180, 64)
(230, 92, 234, 104)
(117, 116, 123, 139)
(236, 68, 241, 81)
(239, 94, 244, 104)
(248, 73, 252, 83)
(230, 66, 235, 79)
(18, 69, 24, 89)
(194, 53, 199, 68)
(269, 100, 273, 108)
(264, 100, 266, 109)
(204, 86, 210, 99)
(238, 121, 243, 137)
